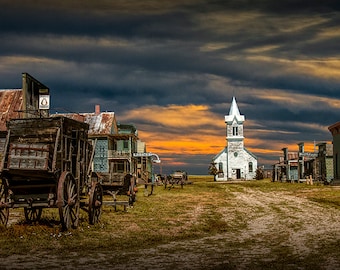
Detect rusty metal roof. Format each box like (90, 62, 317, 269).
(0, 89, 118, 137)
(0, 89, 23, 132)
(83, 112, 117, 135)
(53, 112, 117, 135)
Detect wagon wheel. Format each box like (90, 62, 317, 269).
(88, 181, 103, 225)
(0, 179, 9, 226)
(180, 178, 184, 189)
(164, 176, 171, 189)
(24, 207, 42, 223)
(57, 171, 79, 230)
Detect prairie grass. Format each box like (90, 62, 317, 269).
(1, 177, 340, 269)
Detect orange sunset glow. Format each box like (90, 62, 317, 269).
(120, 103, 333, 170)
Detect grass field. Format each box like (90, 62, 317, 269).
(1, 176, 340, 269)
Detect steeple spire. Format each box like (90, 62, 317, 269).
(229, 96, 241, 116)
(225, 96, 245, 123)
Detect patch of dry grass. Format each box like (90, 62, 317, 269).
(1, 177, 340, 269)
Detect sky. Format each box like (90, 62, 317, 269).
(0, 0, 340, 175)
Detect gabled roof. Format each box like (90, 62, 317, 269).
(244, 147, 257, 160)
(213, 146, 257, 161)
(53, 112, 117, 136)
(0, 89, 23, 132)
(212, 147, 227, 161)
(225, 96, 245, 123)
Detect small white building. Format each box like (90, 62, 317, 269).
(212, 97, 257, 180)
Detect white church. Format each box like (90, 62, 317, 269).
(212, 97, 257, 181)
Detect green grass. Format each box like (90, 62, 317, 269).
(1, 177, 340, 269)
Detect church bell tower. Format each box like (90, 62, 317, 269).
(225, 96, 245, 153)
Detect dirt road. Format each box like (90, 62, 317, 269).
(2, 186, 340, 269)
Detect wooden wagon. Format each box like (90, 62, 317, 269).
(164, 170, 189, 189)
(0, 116, 103, 230)
(92, 172, 137, 211)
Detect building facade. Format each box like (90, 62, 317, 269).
(328, 122, 340, 184)
(273, 142, 333, 183)
(54, 105, 159, 185)
(212, 97, 257, 180)
(0, 73, 50, 161)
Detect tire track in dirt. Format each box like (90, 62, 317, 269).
(2, 188, 340, 269)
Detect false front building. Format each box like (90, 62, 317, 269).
(212, 97, 257, 180)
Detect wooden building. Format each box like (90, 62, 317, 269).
(273, 149, 299, 182)
(315, 142, 333, 183)
(0, 73, 50, 159)
(55, 105, 157, 185)
(273, 142, 333, 183)
(328, 122, 340, 184)
(0, 73, 49, 129)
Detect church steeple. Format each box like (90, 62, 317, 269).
(229, 96, 241, 116)
(225, 96, 245, 124)
(225, 96, 244, 147)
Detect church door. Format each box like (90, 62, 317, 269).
(236, 169, 241, 179)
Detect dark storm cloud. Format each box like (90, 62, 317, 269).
(1, 0, 340, 173)
(1, 1, 339, 99)
(0, 1, 198, 39)
(214, 0, 340, 13)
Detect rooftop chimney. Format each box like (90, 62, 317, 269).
(95, 104, 100, 115)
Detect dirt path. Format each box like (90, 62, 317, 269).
(2, 187, 340, 269)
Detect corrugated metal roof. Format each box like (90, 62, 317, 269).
(84, 112, 116, 135)
(53, 112, 117, 135)
(0, 89, 23, 131)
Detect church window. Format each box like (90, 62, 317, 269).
(249, 162, 253, 172)
(233, 126, 238, 136)
(218, 162, 223, 172)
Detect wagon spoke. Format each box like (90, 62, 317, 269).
(68, 182, 74, 197)
(88, 182, 103, 225)
(69, 193, 78, 204)
(24, 207, 42, 223)
(58, 171, 79, 230)
(0, 180, 9, 226)
(0, 208, 9, 226)
(69, 207, 77, 221)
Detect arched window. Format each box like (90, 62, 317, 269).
(219, 162, 223, 172)
(249, 162, 253, 173)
